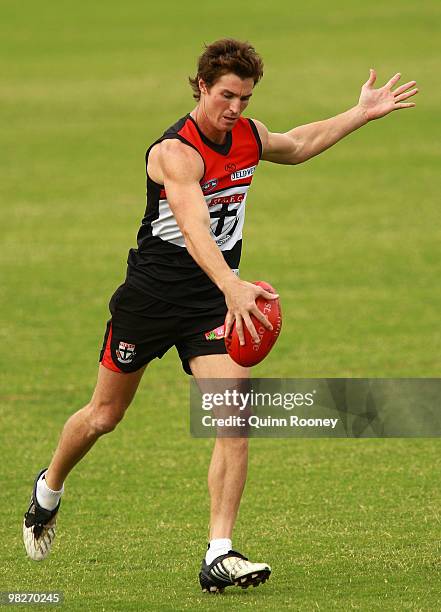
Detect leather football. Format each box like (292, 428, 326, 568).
(225, 280, 282, 367)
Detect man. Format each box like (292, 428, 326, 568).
(23, 39, 418, 593)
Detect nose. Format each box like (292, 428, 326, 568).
(229, 99, 241, 115)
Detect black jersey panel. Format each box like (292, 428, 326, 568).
(126, 238, 241, 309)
(248, 119, 263, 159)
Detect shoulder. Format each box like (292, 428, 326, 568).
(151, 138, 204, 183)
(158, 138, 200, 160)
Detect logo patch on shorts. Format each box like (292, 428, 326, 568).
(116, 341, 136, 364)
(205, 324, 225, 341)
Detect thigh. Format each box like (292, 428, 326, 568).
(91, 364, 147, 412)
(189, 353, 250, 406)
(190, 355, 251, 437)
(189, 353, 250, 379)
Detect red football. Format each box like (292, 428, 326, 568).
(225, 280, 282, 367)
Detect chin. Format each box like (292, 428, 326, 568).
(222, 119, 236, 131)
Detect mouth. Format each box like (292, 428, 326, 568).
(223, 116, 237, 122)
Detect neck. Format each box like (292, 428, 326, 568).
(191, 105, 228, 145)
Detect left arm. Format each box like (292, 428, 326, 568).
(255, 69, 418, 165)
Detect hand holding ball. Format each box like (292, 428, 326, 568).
(225, 281, 282, 367)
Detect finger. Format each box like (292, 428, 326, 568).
(235, 316, 246, 346)
(258, 289, 279, 300)
(394, 88, 418, 103)
(243, 313, 260, 344)
(252, 307, 273, 331)
(224, 312, 233, 338)
(364, 68, 376, 87)
(385, 72, 401, 89)
(393, 80, 417, 96)
(394, 102, 416, 110)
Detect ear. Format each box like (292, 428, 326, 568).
(198, 78, 208, 96)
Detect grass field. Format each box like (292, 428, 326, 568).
(1, 0, 441, 609)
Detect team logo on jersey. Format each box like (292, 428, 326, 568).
(231, 165, 256, 181)
(116, 341, 136, 364)
(205, 324, 225, 341)
(201, 178, 218, 192)
(225, 162, 236, 172)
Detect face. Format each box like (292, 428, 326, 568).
(199, 73, 254, 132)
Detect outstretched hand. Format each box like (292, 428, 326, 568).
(358, 69, 418, 121)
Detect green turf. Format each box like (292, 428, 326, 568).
(1, 0, 440, 609)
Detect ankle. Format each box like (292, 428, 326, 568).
(205, 538, 232, 565)
(36, 470, 64, 511)
(44, 470, 64, 492)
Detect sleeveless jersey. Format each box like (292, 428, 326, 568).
(126, 113, 262, 310)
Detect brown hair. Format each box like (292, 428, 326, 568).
(189, 38, 264, 100)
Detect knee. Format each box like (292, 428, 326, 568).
(86, 400, 127, 436)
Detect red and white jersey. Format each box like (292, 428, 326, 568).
(126, 114, 262, 309)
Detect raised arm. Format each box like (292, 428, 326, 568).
(159, 139, 277, 344)
(254, 69, 418, 165)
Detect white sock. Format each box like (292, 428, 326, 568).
(36, 471, 64, 511)
(205, 538, 232, 565)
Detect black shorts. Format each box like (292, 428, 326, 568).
(99, 283, 227, 375)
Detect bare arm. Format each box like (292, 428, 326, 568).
(159, 140, 277, 344)
(255, 69, 418, 165)
(160, 140, 234, 290)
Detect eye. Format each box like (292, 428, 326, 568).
(223, 93, 233, 99)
